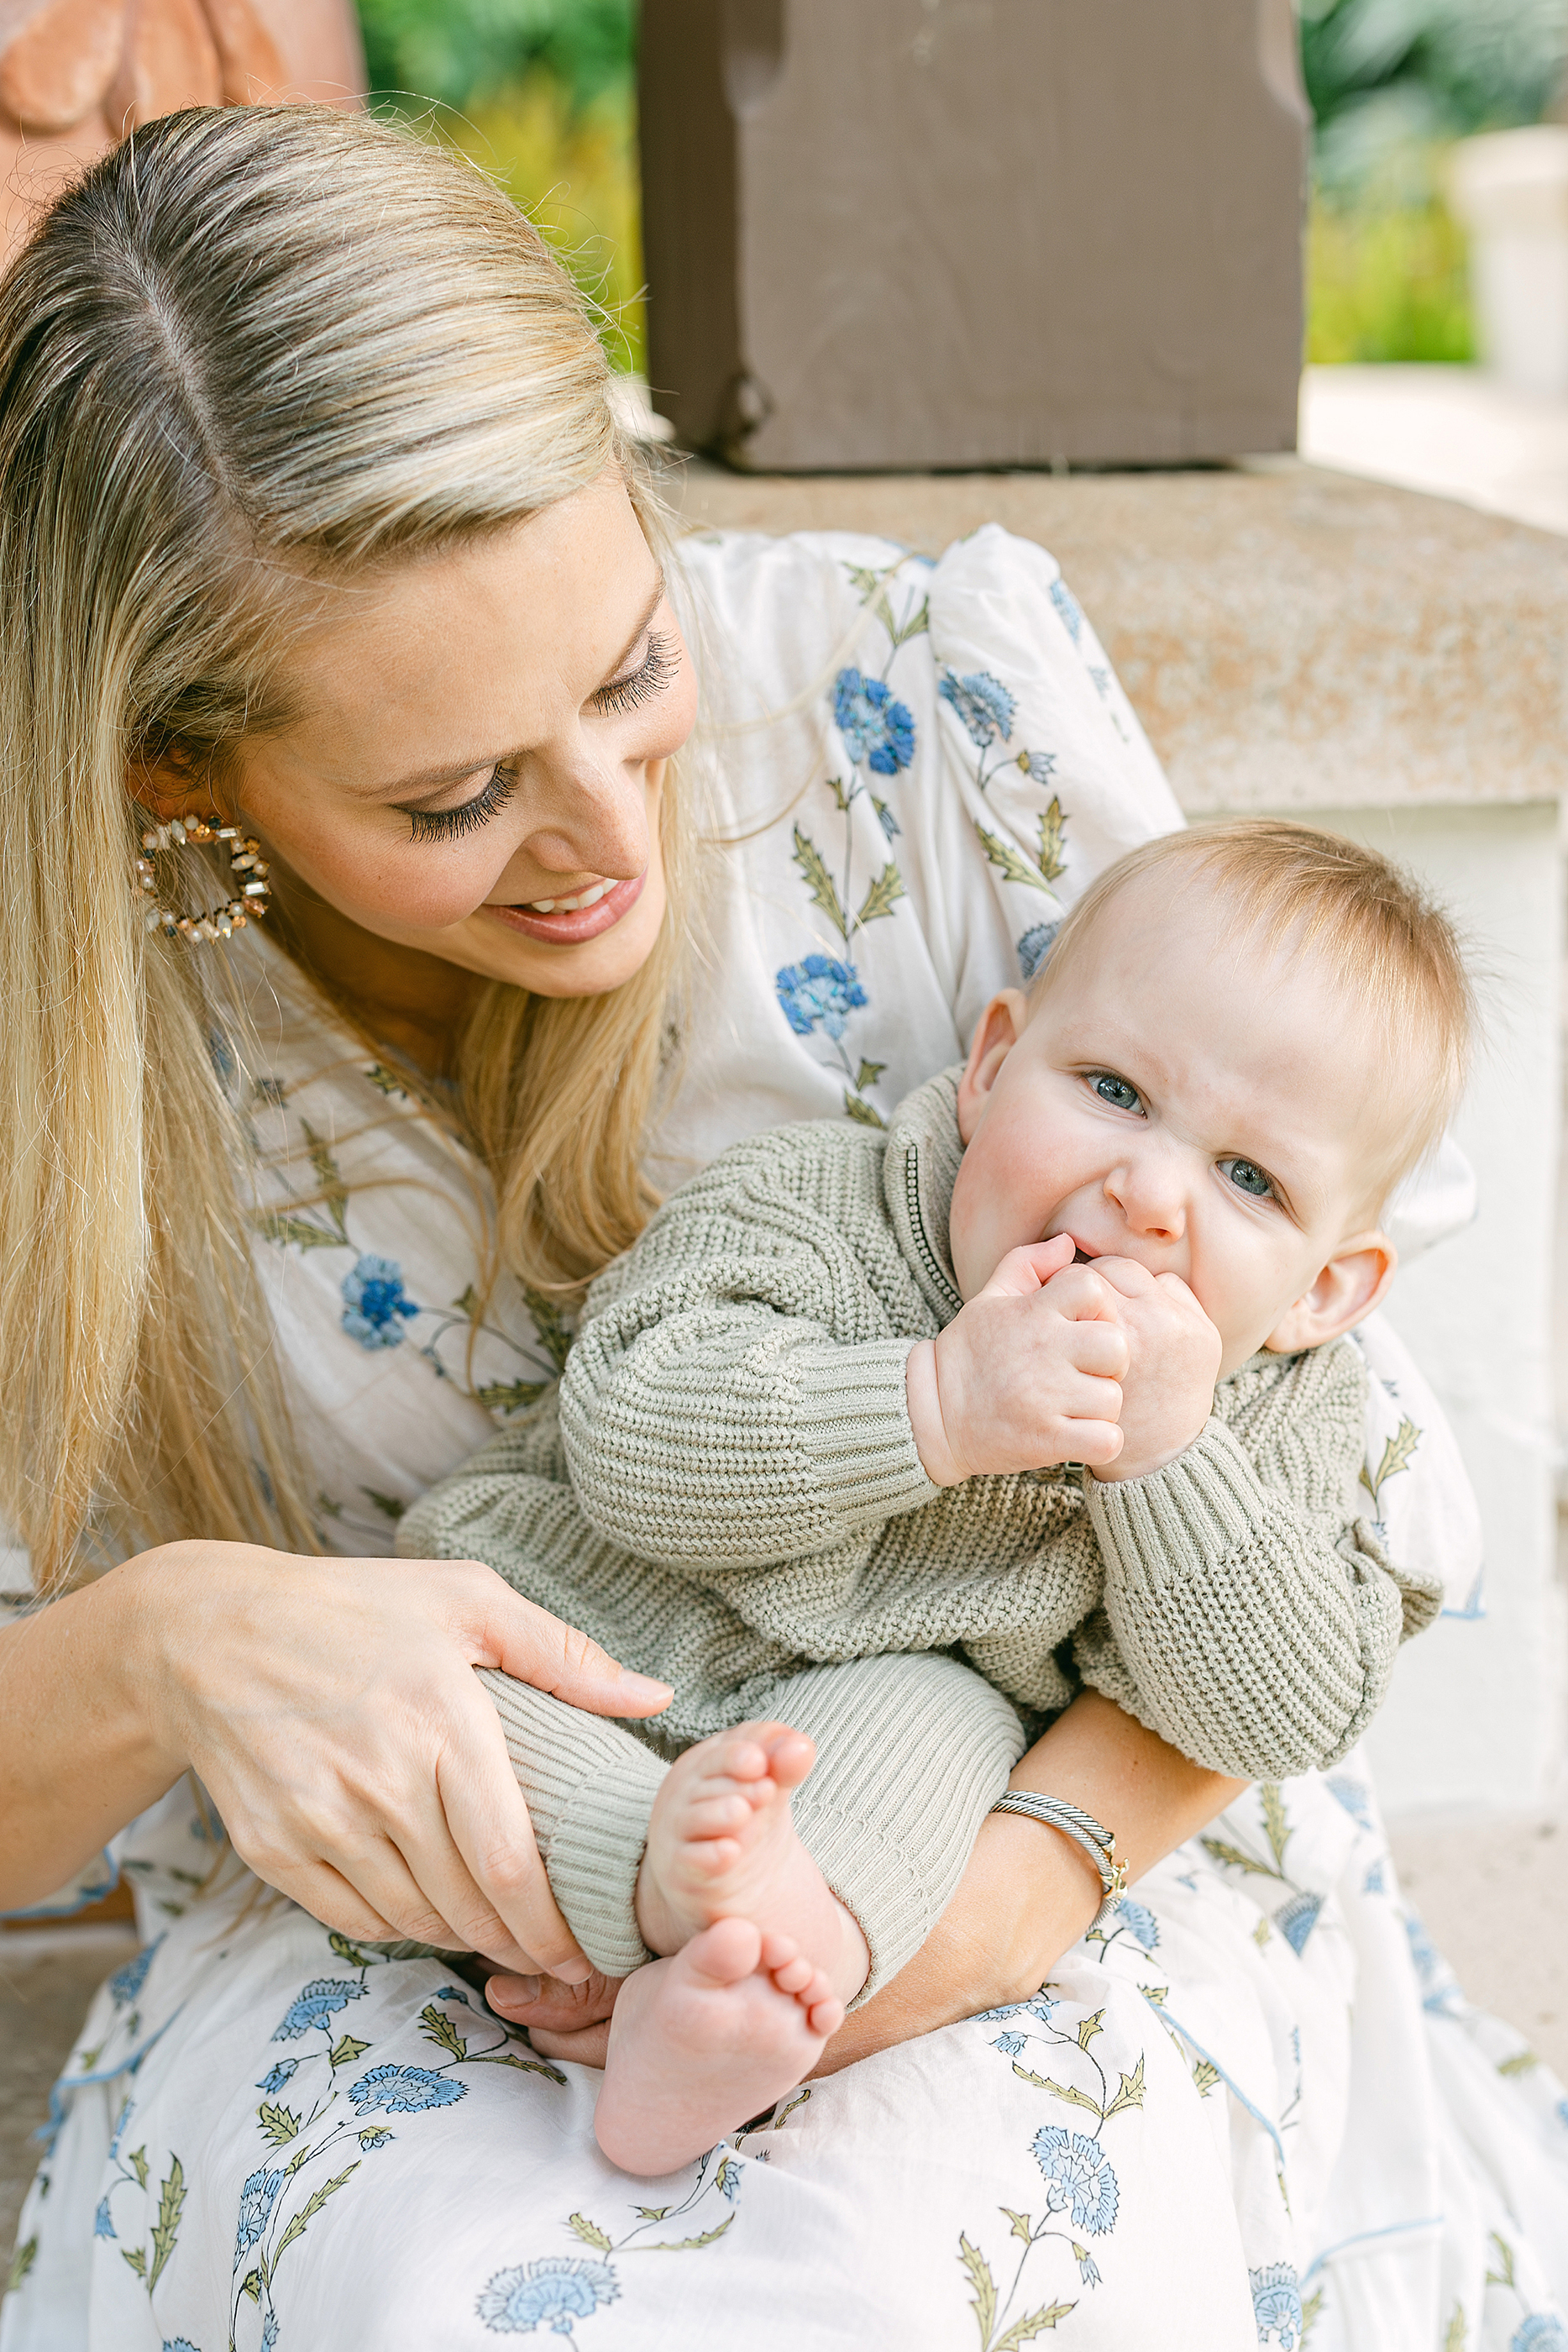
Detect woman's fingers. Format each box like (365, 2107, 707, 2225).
(432, 1687, 593, 1981)
(485, 1968, 623, 2032)
(267, 1857, 406, 1947)
(524, 2017, 613, 2071)
(463, 1578, 672, 1721)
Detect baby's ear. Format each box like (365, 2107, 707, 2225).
(957, 990, 1029, 1145)
(1266, 1231, 1397, 1356)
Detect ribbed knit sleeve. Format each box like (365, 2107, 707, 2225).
(558, 1123, 941, 1567)
(1076, 1341, 1442, 1778)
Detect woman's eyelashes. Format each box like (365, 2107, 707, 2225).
(400, 631, 680, 843)
(591, 627, 679, 717)
(404, 763, 517, 843)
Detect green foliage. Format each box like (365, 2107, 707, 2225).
(1308, 182, 1473, 362)
(358, 0, 635, 115)
(356, 1, 643, 367)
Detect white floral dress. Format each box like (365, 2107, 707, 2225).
(3, 527, 1564, 2352)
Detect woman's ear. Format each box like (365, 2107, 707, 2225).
(957, 990, 1028, 1145)
(1265, 1230, 1398, 1356)
(126, 747, 218, 824)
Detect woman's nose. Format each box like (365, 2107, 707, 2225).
(508, 742, 653, 880)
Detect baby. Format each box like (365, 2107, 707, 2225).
(402, 818, 1470, 2176)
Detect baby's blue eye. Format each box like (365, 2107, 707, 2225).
(1221, 1158, 1273, 1200)
(1093, 1074, 1141, 1112)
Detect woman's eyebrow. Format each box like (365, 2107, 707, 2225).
(370, 572, 669, 801)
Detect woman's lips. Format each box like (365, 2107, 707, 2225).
(483, 869, 647, 946)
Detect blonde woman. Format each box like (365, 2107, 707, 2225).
(0, 106, 1560, 2352)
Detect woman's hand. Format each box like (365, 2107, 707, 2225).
(134, 1542, 671, 1977)
(0, 1540, 669, 1977)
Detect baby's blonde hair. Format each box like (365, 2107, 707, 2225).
(0, 104, 689, 1587)
(1033, 818, 1475, 1207)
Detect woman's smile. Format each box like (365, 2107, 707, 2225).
(485, 868, 648, 944)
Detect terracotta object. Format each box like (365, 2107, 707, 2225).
(0, 0, 365, 260)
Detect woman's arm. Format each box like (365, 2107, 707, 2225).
(810, 1691, 1244, 2071)
(0, 1541, 670, 1977)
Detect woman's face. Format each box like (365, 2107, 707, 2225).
(224, 470, 697, 1000)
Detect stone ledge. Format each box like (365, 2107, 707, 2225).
(668, 455, 1568, 813)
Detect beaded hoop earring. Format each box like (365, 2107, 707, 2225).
(135, 812, 271, 943)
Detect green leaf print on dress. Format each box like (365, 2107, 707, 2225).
(476, 2146, 745, 2343)
(223, 1956, 567, 2349)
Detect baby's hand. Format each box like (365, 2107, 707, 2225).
(907, 1236, 1130, 1484)
(1085, 1257, 1221, 1483)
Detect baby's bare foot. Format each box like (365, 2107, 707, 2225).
(594, 1918, 842, 2174)
(636, 1721, 868, 2003)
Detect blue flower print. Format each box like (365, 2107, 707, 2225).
(348, 2064, 466, 2116)
(775, 955, 868, 1042)
(1077, 2250, 1102, 2288)
(1016, 921, 1059, 984)
(163, 2340, 203, 2352)
(261, 2317, 279, 2352)
(255, 2060, 300, 2095)
(1114, 1900, 1160, 1951)
(1031, 2128, 1119, 2235)
(939, 668, 1015, 748)
(716, 2152, 742, 2202)
(1363, 1861, 1386, 1896)
(832, 668, 915, 774)
(991, 2031, 1029, 2058)
(272, 1977, 368, 2041)
(1251, 2262, 1303, 2348)
(108, 2097, 134, 2161)
(1276, 1893, 1323, 1956)
(476, 2255, 621, 2336)
(341, 1253, 418, 1350)
(1325, 1776, 1373, 1830)
(978, 1994, 1056, 2029)
(234, 2166, 286, 2263)
(359, 2127, 395, 2150)
(92, 2196, 116, 2239)
(108, 1940, 159, 2007)
(1049, 579, 1083, 643)
(1514, 2317, 1568, 2350)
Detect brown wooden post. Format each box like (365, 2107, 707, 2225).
(639, 0, 1309, 470)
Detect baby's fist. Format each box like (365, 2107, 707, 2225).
(1083, 1259, 1221, 1483)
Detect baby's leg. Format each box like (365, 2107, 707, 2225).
(479, 1667, 666, 1981)
(592, 1655, 1026, 2172)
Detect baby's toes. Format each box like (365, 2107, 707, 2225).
(768, 1950, 815, 1997)
(804, 1990, 845, 2038)
(679, 1788, 761, 1840)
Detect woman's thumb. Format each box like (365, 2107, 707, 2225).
(487, 1588, 672, 1719)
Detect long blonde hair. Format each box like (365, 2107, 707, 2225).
(0, 104, 690, 1588)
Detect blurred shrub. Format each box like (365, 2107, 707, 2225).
(356, 0, 642, 369)
(1308, 183, 1472, 361)
(358, 0, 635, 113)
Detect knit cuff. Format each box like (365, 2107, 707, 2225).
(1086, 1419, 1268, 1593)
(480, 1668, 662, 1981)
(548, 1748, 664, 1981)
(789, 1338, 940, 1531)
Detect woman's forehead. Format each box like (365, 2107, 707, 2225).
(257, 480, 660, 781)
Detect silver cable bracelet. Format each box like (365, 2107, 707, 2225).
(989, 1791, 1129, 1931)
